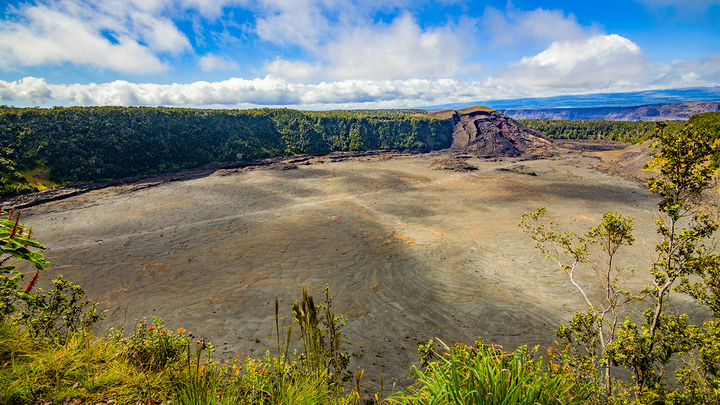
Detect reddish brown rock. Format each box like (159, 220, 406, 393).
(449, 108, 551, 156)
(428, 106, 552, 157)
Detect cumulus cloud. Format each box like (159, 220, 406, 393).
(259, 11, 477, 81)
(0, 76, 507, 108)
(0, 0, 191, 73)
(1, 1, 719, 107)
(0, 0, 478, 80)
(128, 11, 190, 54)
(2, 45, 719, 109)
(322, 13, 475, 80)
(0, 77, 53, 104)
(264, 58, 319, 82)
(249, 0, 411, 49)
(495, 34, 656, 90)
(481, 6, 597, 46)
(253, 0, 329, 49)
(654, 52, 720, 87)
(199, 54, 240, 71)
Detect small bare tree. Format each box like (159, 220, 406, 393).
(520, 209, 636, 400)
(522, 120, 720, 402)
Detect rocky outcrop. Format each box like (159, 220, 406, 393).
(430, 158, 478, 171)
(443, 108, 551, 156)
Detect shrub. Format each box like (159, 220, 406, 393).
(18, 274, 103, 343)
(389, 338, 594, 404)
(521, 119, 720, 402)
(110, 316, 193, 372)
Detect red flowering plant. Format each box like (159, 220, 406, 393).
(2, 208, 103, 343)
(0, 209, 48, 318)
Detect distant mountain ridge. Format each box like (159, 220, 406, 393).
(498, 102, 720, 121)
(424, 87, 720, 110)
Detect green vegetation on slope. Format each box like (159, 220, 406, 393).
(687, 111, 720, 134)
(0, 107, 452, 198)
(520, 112, 720, 143)
(519, 119, 662, 143)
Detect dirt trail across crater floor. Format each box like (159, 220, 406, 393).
(16, 149, 704, 387)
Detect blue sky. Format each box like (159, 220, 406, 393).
(0, 0, 719, 109)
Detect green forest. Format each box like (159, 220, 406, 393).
(518, 119, 676, 143)
(0, 107, 452, 198)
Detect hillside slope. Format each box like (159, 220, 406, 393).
(429, 107, 551, 156)
(594, 112, 720, 183)
(1, 106, 557, 199)
(499, 102, 720, 121)
(0, 107, 453, 198)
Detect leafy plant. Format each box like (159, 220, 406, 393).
(520, 209, 637, 400)
(606, 121, 720, 401)
(18, 274, 103, 343)
(0, 209, 48, 318)
(1, 209, 104, 345)
(389, 338, 594, 404)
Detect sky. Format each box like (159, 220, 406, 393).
(0, 0, 719, 109)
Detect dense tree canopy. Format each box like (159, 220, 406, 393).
(0, 107, 452, 197)
(519, 119, 674, 143)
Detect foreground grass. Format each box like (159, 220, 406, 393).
(0, 318, 594, 404)
(2, 319, 172, 403)
(0, 318, 352, 404)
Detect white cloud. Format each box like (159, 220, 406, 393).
(1, 2, 719, 107)
(0, 77, 53, 104)
(253, 0, 329, 49)
(199, 54, 240, 71)
(2, 45, 719, 109)
(0, 76, 506, 108)
(495, 34, 656, 91)
(249, 0, 409, 50)
(264, 58, 319, 82)
(128, 11, 190, 54)
(0, 0, 191, 73)
(259, 12, 477, 81)
(0, 6, 165, 73)
(481, 6, 596, 46)
(654, 52, 720, 87)
(322, 13, 475, 80)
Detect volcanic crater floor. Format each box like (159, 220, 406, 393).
(19, 150, 695, 385)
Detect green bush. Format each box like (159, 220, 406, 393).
(18, 274, 103, 343)
(389, 338, 594, 404)
(521, 120, 720, 403)
(109, 316, 192, 372)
